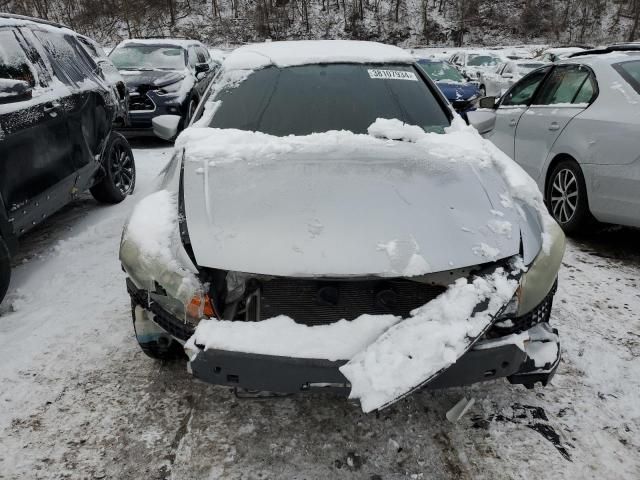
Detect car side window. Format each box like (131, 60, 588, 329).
(573, 73, 597, 104)
(0, 28, 38, 87)
(195, 47, 207, 64)
(32, 30, 96, 87)
(613, 60, 640, 95)
(187, 47, 198, 68)
(77, 37, 100, 61)
(535, 65, 591, 105)
(501, 66, 551, 106)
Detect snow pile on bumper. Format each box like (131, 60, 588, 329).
(340, 268, 518, 412)
(185, 314, 401, 362)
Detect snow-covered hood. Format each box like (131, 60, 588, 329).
(118, 69, 186, 89)
(179, 122, 532, 278)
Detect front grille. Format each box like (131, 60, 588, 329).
(258, 278, 447, 326)
(129, 93, 155, 111)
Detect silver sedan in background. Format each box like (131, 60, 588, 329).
(471, 46, 640, 234)
(478, 60, 547, 97)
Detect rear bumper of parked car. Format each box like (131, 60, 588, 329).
(127, 278, 561, 394)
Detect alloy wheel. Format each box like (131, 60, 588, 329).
(550, 168, 578, 224)
(110, 143, 134, 196)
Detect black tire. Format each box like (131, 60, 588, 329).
(90, 132, 136, 204)
(184, 97, 197, 127)
(545, 159, 594, 235)
(0, 236, 10, 305)
(131, 301, 185, 360)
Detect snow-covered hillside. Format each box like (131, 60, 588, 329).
(3, 0, 639, 47)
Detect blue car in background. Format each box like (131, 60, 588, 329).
(416, 58, 480, 114)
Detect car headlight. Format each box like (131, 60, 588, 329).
(517, 221, 565, 315)
(156, 79, 183, 95)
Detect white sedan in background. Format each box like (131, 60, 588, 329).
(479, 60, 547, 97)
(448, 50, 502, 80)
(472, 46, 640, 234)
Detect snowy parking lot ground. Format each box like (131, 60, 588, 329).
(1, 139, 639, 479)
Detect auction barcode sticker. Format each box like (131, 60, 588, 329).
(368, 69, 418, 81)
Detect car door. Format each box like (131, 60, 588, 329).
(486, 66, 551, 159)
(30, 28, 110, 186)
(0, 26, 75, 235)
(514, 64, 594, 180)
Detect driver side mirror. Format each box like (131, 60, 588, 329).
(478, 96, 498, 109)
(0, 79, 33, 104)
(195, 63, 210, 79)
(152, 115, 181, 141)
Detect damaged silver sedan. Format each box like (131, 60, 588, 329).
(120, 40, 565, 412)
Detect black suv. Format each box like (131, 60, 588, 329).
(0, 14, 136, 304)
(109, 38, 219, 136)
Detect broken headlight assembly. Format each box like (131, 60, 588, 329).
(496, 221, 565, 324)
(517, 221, 565, 316)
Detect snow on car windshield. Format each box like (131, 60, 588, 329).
(207, 64, 451, 136)
(109, 45, 186, 70)
(417, 60, 465, 83)
(468, 54, 499, 66)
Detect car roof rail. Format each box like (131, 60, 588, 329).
(137, 35, 194, 40)
(0, 12, 69, 30)
(569, 44, 640, 57)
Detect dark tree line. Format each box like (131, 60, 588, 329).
(1, 0, 637, 45)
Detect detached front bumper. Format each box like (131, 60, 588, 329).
(127, 278, 560, 394)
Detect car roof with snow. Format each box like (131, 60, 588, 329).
(116, 38, 204, 50)
(0, 12, 75, 34)
(222, 40, 414, 71)
(561, 50, 640, 67)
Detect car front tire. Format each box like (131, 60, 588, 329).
(0, 237, 10, 304)
(184, 97, 197, 127)
(90, 132, 136, 204)
(545, 159, 593, 234)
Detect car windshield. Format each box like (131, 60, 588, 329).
(468, 55, 499, 66)
(417, 60, 465, 83)
(613, 59, 640, 95)
(109, 45, 185, 70)
(518, 63, 545, 74)
(208, 64, 451, 136)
